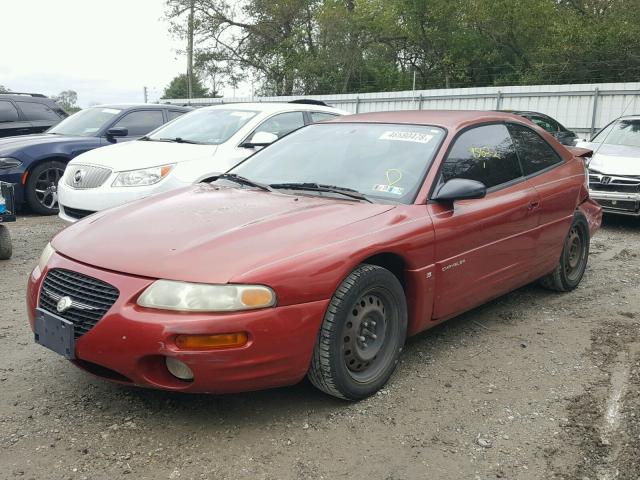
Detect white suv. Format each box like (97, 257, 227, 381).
(58, 102, 346, 222)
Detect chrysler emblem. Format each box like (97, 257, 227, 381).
(73, 169, 86, 185)
(56, 296, 73, 313)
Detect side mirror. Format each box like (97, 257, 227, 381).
(241, 131, 278, 149)
(106, 127, 128, 137)
(433, 178, 487, 203)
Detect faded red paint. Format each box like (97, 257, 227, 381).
(27, 110, 602, 394)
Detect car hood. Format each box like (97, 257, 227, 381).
(0, 134, 91, 155)
(52, 185, 396, 284)
(68, 140, 217, 171)
(577, 142, 640, 176)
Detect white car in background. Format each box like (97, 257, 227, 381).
(576, 115, 640, 217)
(57, 101, 347, 221)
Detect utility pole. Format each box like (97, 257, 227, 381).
(187, 0, 195, 99)
(143, 86, 148, 103)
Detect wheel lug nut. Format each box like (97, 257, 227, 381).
(358, 336, 366, 342)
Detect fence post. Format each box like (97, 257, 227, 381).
(417, 93, 423, 110)
(355, 96, 360, 114)
(590, 87, 600, 138)
(496, 90, 502, 109)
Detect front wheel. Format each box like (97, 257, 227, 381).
(539, 211, 590, 292)
(25, 160, 66, 215)
(308, 264, 407, 400)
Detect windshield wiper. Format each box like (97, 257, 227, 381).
(156, 137, 202, 144)
(215, 173, 273, 192)
(269, 182, 373, 203)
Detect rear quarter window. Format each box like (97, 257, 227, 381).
(16, 101, 61, 121)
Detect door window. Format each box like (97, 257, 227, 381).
(16, 101, 61, 121)
(113, 110, 164, 136)
(440, 124, 522, 189)
(254, 112, 305, 139)
(0, 101, 20, 122)
(508, 124, 563, 175)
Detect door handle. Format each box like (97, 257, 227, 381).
(527, 200, 540, 211)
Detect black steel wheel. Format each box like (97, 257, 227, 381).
(308, 264, 407, 400)
(25, 160, 66, 215)
(540, 211, 590, 292)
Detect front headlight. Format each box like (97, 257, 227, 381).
(38, 242, 55, 272)
(137, 280, 276, 312)
(112, 164, 174, 187)
(0, 157, 22, 170)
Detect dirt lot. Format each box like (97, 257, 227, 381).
(0, 214, 639, 480)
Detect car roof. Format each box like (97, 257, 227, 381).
(196, 102, 345, 114)
(0, 93, 57, 104)
(330, 110, 529, 130)
(618, 115, 640, 120)
(89, 103, 191, 111)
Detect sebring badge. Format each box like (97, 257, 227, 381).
(56, 296, 73, 313)
(72, 169, 86, 185)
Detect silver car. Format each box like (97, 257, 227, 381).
(577, 115, 640, 217)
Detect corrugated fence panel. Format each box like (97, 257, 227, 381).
(164, 82, 640, 136)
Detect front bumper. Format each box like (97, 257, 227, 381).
(589, 190, 640, 217)
(57, 175, 188, 222)
(27, 253, 329, 394)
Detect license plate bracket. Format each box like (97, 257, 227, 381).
(34, 308, 76, 359)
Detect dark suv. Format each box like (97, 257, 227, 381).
(0, 93, 68, 137)
(0, 104, 191, 214)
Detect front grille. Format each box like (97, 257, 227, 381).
(64, 164, 112, 189)
(589, 173, 640, 194)
(62, 205, 96, 220)
(39, 269, 119, 339)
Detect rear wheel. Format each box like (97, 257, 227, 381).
(0, 225, 11, 260)
(540, 211, 590, 292)
(308, 264, 407, 400)
(25, 160, 66, 215)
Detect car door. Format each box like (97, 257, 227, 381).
(0, 100, 33, 137)
(15, 101, 62, 134)
(427, 123, 541, 320)
(107, 109, 165, 142)
(507, 123, 580, 275)
(231, 110, 307, 165)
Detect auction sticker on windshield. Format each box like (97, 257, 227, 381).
(102, 108, 121, 115)
(379, 131, 434, 143)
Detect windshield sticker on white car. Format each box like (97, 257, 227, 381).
(102, 108, 121, 115)
(83, 127, 100, 133)
(379, 131, 434, 143)
(230, 111, 255, 118)
(373, 184, 405, 195)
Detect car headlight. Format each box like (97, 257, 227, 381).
(137, 280, 276, 312)
(38, 242, 55, 272)
(112, 164, 174, 187)
(0, 157, 22, 170)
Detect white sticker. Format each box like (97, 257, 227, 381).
(83, 127, 99, 133)
(230, 111, 254, 118)
(379, 131, 433, 143)
(373, 184, 405, 195)
(102, 108, 121, 115)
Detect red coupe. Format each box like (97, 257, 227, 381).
(27, 110, 602, 400)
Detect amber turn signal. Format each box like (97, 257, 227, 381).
(175, 332, 248, 350)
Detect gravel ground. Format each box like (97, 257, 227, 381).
(0, 214, 639, 480)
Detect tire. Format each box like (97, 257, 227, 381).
(539, 211, 590, 292)
(0, 225, 11, 260)
(25, 160, 66, 215)
(308, 264, 408, 400)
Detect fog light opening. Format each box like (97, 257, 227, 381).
(165, 357, 194, 382)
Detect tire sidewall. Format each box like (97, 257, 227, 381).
(328, 267, 407, 399)
(559, 212, 590, 290)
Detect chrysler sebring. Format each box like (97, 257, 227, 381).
(28, 110, 602, 400)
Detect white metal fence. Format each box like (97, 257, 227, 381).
(163, 82, 640, 138)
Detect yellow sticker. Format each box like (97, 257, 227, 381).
(386, 169, 403, 186)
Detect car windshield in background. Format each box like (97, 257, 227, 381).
(48, 107, 122, 136)
(592, 119, 640, 148)
(148, 109, 258, 145)
(231, 123, 446, 204)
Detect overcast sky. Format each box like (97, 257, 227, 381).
(0, 0, 238, 106)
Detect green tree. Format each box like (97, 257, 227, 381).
(54, 90, 79, 111)
(0, 85, 10, 93)
(162, 73, 210, 98)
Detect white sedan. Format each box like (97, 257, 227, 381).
(58, 102, 346, 222)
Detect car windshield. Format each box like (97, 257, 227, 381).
(48, 107, 123, 136)
(592, 119, 640, 148)
(231, 123, 446, 204)
(148, 108, 258, 145)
